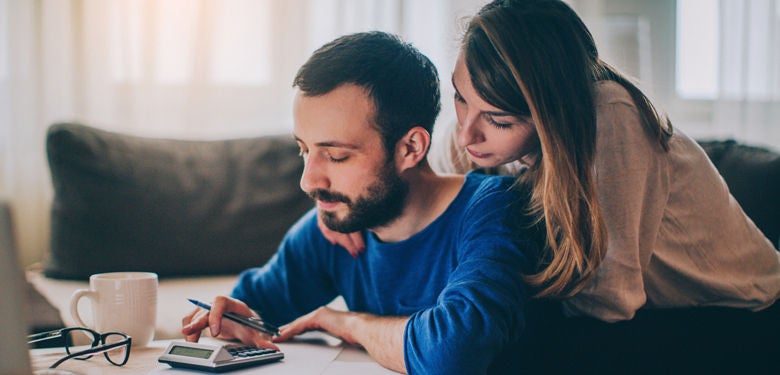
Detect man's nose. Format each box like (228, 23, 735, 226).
(299, 156, 329, 193)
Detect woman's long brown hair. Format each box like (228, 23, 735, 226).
(463, 0, 672, 298)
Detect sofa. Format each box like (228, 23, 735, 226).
(22, 122, 316, 342)
(520, 139, 780, 374)
(697, 139, 780, 249)
(14, 123, 780, 366)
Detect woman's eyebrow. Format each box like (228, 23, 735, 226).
(452, 73, 522, 119)
(485, 110, 518, 117)
(452, 74, 518, 118)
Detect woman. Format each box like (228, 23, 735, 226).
(323, 0, 780, 323)
(451, 0, 780, 322)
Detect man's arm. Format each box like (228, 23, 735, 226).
(276, 307, 408, 373)
(396, 176, 531, 374)
(181, 209, 340, 346)
(277, 180, 533, 375)
(231, 209, 341, 325)
(183, 298, 408, 373)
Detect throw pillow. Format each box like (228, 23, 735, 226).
(45, 123, 313, 279)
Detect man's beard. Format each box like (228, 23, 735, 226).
(308, 166, 408, 233)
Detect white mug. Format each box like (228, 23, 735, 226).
(70, 272, 158, 347)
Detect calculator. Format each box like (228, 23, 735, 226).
(158, 341, 284, 372)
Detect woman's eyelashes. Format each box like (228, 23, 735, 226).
(454, 91, 466, 104)
(485, 114, 514, 129)
(454, 91, 515, 130)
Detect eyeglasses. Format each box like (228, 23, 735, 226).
(28, 327, 132, 369)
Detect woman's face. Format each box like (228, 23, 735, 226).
(452, 53, 539, 168)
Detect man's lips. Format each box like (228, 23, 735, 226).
(317, 200, 341, 210)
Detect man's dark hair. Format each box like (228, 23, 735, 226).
(293, 31, 441, 157)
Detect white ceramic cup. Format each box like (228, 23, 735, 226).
(69, 272, 158, 347)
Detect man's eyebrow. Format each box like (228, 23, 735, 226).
(316, 141, 361, 149)
(293, 135, 360, 150)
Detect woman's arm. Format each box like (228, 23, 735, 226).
(563, 88, 670, 321)
(316, 212, 365, 257)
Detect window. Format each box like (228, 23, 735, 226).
(676, 0, 780, 102)
(209, 0, 273, 85)
(676, 0, 718, 99)
(0, 0, 9, 156)
(0, 0, 7, 81)
(109, 0, 273, 85)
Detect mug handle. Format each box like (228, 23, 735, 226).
(69, 289, 97, 329)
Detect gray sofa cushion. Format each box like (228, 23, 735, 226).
(698, 139, 780, 249)
(45, 123, 312, 280)
(0, 200, 15, 266)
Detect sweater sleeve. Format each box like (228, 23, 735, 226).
(230, 209, 339, 325)
(563, 82, 670, 321)
(404, 181, 531, 374)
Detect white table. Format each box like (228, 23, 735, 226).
(30, 333, 399, 374)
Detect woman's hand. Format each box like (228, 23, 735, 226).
(317, 211, 366, 258)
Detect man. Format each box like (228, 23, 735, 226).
(181, 31, 533, 374)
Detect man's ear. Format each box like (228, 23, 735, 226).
(395, 126, 430, 172)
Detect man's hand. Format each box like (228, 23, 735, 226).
(317, 210, 366, 257)
(274, 306, 354, 344)
(181, 295, 279, 351)
(276, 306, 408, 373)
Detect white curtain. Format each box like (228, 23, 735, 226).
(6, 0, 776, 266)
(712, 0, 780, 148)
(0, 0, 481, 266)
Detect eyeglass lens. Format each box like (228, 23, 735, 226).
(60, 328, 130, 366)
(102, 333, 130, 366)
(63, 328, 99, 359)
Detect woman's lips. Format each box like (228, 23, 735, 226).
(466, 147, 489, 159)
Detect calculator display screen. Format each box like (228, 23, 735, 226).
(169, 345, 214, 359)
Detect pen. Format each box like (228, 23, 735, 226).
(188, 298, 280, 337)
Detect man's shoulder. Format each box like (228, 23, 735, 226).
(455, 171, 539, 267)
(450, 172, 527, 229)
(464, 171, 518, 202)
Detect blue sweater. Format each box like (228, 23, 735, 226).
(231, 172, 533, 374)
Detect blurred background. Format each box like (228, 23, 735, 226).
(1, 0, 778, 267)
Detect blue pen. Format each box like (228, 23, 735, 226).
(188, 298, 280, 337)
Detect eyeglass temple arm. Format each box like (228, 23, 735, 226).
(27, 329, 63, 344)
(48, 339, 131, 369)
